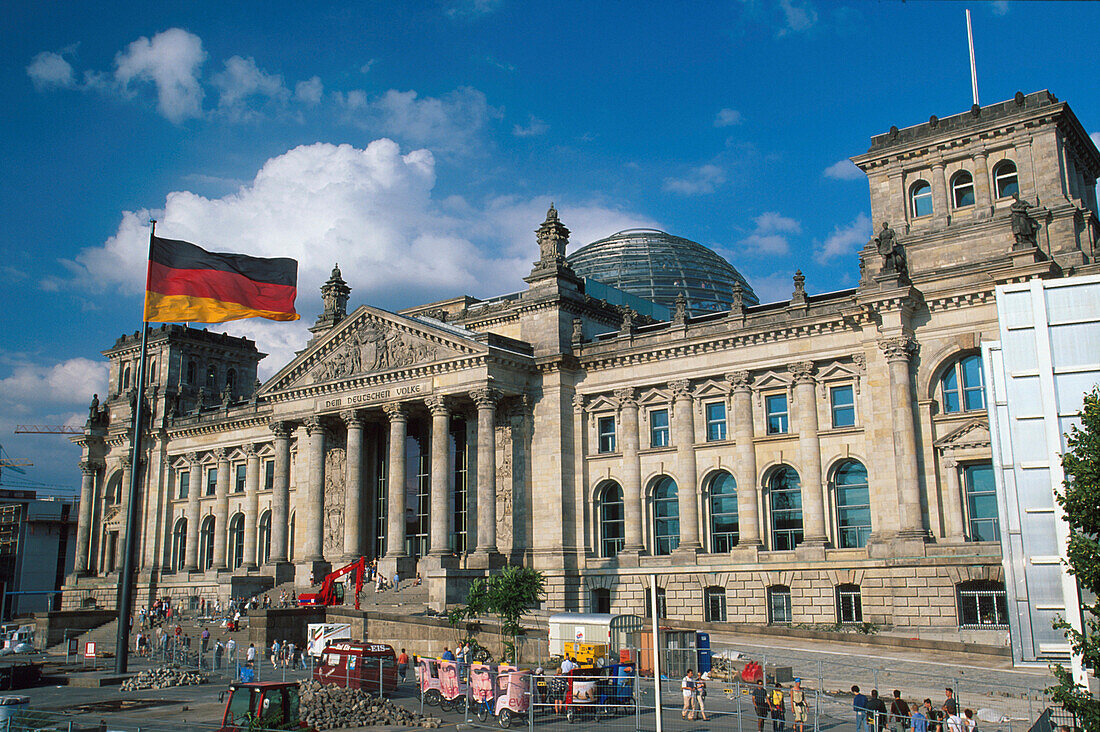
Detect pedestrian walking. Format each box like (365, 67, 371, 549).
(397, 648, 409, 683)
(680, 669, 695, 720)
(393, 571, 400, 592)
(771, 681, 787, 732)
(910, 701, 928, 732)
(853, 685, 869, 732)
(890, 690, 911, 732)
(694, 674, 709, 721)
(942, 689, 958, 718)
(923, 699, 940, 732)
(790, 678, 807, 732)
(868, 689, 888, 732)
(246, 643, 256, 667)
(753, 679, 770, 732)
(962, 709, 976, 732)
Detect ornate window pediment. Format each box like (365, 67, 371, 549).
(933, 419, 991, 452)
(637, 387, 672, 406)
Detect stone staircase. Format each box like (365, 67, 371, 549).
(353, 582, 430, 614)
(46, 617, 120, 655)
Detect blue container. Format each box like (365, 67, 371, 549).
(696, 632, 712, 673)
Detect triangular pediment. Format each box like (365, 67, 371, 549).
(753, 370, 791, 391)
(260, 305, 487, 396)
(934, 419, 991, 450)
(638, 387, 671, 406)
(693, 379, 731, 399)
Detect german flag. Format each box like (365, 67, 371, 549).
(144, 236, 300, 323)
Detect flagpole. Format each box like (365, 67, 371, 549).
(114, 219, 155, 673)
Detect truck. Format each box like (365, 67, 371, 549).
(313, 642, 398, 695)
(305, 623, 352, 658)
(219, 681, 304, 732)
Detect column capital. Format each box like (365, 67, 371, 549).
(243, 443, 259, 457)
(725, 371, 752, 392)
(470, 387, 501, 409)
(572, 392, 586, 413)
(186, 451, 202, 466)
(79, 460, 97, 476)
(942, 455, 958, 469)
(213, 447, 229, 462)
(118, 455, 132, 469)
(269, 420, 292, 439)
(303, 415, 325, 435)
(878, 336, 918, 363)
(614, 387, 637, 408)
(668, 379, 692, 400)
(424, 394, 450, 416)
(383, 401, 408, 421)
(788, 361, 816, 384)
(341, 409, 365, 427)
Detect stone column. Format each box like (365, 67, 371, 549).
(75, 461, 97, 574)
(615, 388, 644, 553)
(302, 417, 326, 563)
(790, 362, 827, 545)
(426, 396, 452, 557)
(727, 372, 761, 547)
(880, 336, 926, 539)
(269, 422, 291, 564)
(342, 411, 365, 561)
(211, 448, 230, 569)
(184, 453, 202, 571)
(243, 445, 260, 569)
(931, 161, 949, 223)
(383, 403, 408, 559)
(973, 150, 992, 216)
(669, 380, 701, 551)
(472, 388, 501, 555)
(941, 456, 966, 541)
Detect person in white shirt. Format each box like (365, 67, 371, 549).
(559, 656, 576, 674)
(681, 669, 696, 720)
(246, 643, 257, 666)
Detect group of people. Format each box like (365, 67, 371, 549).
(752, 678, 808, 732)
(267, 638, 308, 669)
(680, 669, 712, 722)
(137, 597, 173, 628)
(853, 685, 977, 732)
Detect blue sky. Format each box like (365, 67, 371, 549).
(3, 0, 1099, 491)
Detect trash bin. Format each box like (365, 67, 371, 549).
(0, 696, 30, 724)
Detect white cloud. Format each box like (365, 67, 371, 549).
(714, 108, 742, 127)
(212, 56, 289, 119)
(663, 164, 727, 195)
(294, 76, 324, 106)
(512, 114, 548, 137)
(113, 28, 207, 123)
(823, 159, 863, 181)
(0, 357, 108, 412)
(27, 51, 76, 89)
(777, 0, 818, 36)
(815, 211, 871, 263)
(338, 87, 498, 154)
(1091, 132, 1100, 149)
(739, 211, 802, 256)
(991, 1, 1009, 16)
(446, 0, 503, 18)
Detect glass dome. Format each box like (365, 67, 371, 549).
(567, 229, 758, 316)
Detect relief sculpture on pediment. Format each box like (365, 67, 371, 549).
(312, 319, 439, 383)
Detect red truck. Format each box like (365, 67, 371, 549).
(314, 641, 398, 695)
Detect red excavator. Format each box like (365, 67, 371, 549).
(297, 556, 367, 610)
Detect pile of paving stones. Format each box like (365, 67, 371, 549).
(120, 664, 209, 691)
(298, 679, 441, 729)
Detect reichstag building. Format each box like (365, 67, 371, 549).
(65, 90, 1100, 645)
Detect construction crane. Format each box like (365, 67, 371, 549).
(14, 425, 81, 435)
(0, 443, 32, 485)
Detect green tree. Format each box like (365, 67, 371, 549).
(448, 564, 545, 663)
(1050, 386, 1100, 730)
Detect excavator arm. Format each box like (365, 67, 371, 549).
(318, 557, 366, 606)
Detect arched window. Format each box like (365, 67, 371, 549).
(767, 585, 792, 625)
(836, 583, 863, 623)
(199, 516, 216, 570)
(652, 477, 680, 556)
(105, 473, 122, 506)
(910, 180, 933, 218)
(597, 481, 625, 558)
(768, 467, 803, 550)
(956, 580, 1008, 628)
(205, 365, 217, 391)
(226, 368, 237, 395)
(834, 460, 871, 548)
(149, 359, 156, 383)
(227, 513, 245, 569)
(257, 510, 272, 565)
(708, 471, 739, 552)
(940, 355, 985, 413)
(186, 360, 197, 385)
(951, 171, 974, 208)
(172, 518, 187, 571)
(993, 160, 1018, 199)
(122, 365, 131, 390)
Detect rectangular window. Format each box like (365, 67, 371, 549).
(963, 463, 1000, 542)
(705, 587, 727, 622)
(957, 585, 1009, 628)
(830, 385, 855, 428)
(765, 394, 789, 435)
(591, 588, 611, 614)
(206, 468, 217, 496)
(264, 460, 274, 490)
(705, 402, 727, 441)
(836, 587, 863, 623)
(644, 587, 667, 619)
(234, 464, 246, 493)
(768, 587, 792, 624)
(177, 470, 189, 500)
(650, 409, 669, 447)
(598, 416, 617, 453)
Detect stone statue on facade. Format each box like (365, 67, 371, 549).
(1010, 194, 1039, 248)
(221, 383, 232, 407)
(875, 222, 908, 280)
(535, 203, 570, 267)
(673, 293, 688, 324)
(88, 393, 99, 420)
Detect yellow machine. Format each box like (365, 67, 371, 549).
(563, 642, 608, 666)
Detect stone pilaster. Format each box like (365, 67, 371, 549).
(941, 456, 966, 542)
(727, 372, 762, 548)
(615, 388, 644, 554)
(931, 160, 949, 224)
(75, 461, 97, 574)
(342, 411, 365, 561)
(302, 417, 326, 563)
(669, 380, 700, 552)
(212, 448, 230, 569)
(383, 403, 408, 560)
(184, 453, 202, 571)
(471, 388, 501, 558)
(879, 336, 927, 540)
(269, 421, 292, 564)
(973, 150, 992, 217)
(425, 396, 452, 557)
(242, 444, 260, 569)
(790, 362, 827, 546)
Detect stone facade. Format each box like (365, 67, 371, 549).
(64, 91, 1099, 646)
